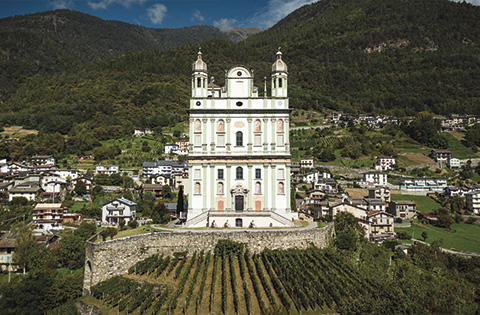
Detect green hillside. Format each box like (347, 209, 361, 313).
(0, 0, 479, 158)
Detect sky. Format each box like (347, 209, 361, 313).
(0, 0, 478, 30)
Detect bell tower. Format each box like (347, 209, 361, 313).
(271, 48, 288, 98)
(192, 48, 208, 98)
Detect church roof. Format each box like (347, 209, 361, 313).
(192, 49, 207, 72)
(272, 49, 287, 73)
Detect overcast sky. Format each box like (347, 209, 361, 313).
(0, 0, 478, 30)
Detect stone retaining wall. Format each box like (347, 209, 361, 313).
(83, 223, 334, 294)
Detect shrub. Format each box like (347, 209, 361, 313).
(396, 230, 411, 240)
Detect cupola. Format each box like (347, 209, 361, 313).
(192, 48, 207, 72)
(272, 48, 287, 73)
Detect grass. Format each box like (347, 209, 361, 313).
(95, 224, 154, 242)
(395, 221, 480, 253)
(68, 201, 87, 212)
(441, 132, 478, 159)
(0, 272, 22, 285)
(391, 194, 442, 213)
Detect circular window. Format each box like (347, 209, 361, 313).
(237, 71, 242, 76)
(236, 101, 243, 107)
(196, 101, 201, 106)
(277, 101, 283, 106)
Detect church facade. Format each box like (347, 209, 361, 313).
(185, 50, 297, 228)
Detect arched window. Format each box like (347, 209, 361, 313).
(279, 78, 283, 88)
(195, 182, 201, 194)
(217, 120, 225, 133)
(254, 119, 261, 133)
(255, 182, 261, 194)
(236, 167, 243, 179)
(236, 131, 243, 146)
(278, 182, 285, 194)
(217, 182, 224, 195)
(197, 77, 201, 88)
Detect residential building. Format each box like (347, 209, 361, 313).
(365, 199, 387, 212)
(367, 211, 394, 240)
(32, 203, 65, 230)
(142, 161, 187, 178)
(8, 185, 42, 201)
(388, 201, 416, 219)
(311, 200, 330, 219)
(186, 49, 296, 227)
(101, 197, 137, 225)
(431, 150, 451, 167)
(133, 128, 154, 137)
(447, 158, 460, 168)
(399, 177, 447, 192)
(314, 178, 338, 194)
(72, 177, 93, 193)
(31, 155, 55, 166)
(361, 171, 387, 187)
(54, 169, 79, 181)
(299, 170, 331, 184)
(0, 235, 18, 271)
(300, 158, 314, 168)
(165, 143, 179, 154)
(95, 164, 120, 175)
(142, 184, 163, 198)
(465, 191, 480, 215)
(374, 156, 396, 171)
(368, 187, 391, 202)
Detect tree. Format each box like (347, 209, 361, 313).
(152, 202, 170, 224)
(128, 219, 139, 229)
(334, 212, 364, 251)
(74, 180, 87, 196)
(119, 219, 126, 230)
(421, 231, 428, 242)
(397, 230, 411, 240)
(162, 185, 173, 199)
(141, 141, 150, 152)
(13, 225, 56, 272)
(100, 227, 118, 241)
(176, 185, 184, 217)
(290, 187, 297, 211)
(437, 214, 455, 229)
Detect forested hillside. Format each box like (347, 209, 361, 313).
(0, 9, 258, 103)
(0, 0, 479, 157)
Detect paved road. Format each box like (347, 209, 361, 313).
(290, 125, 332, 130)
(151, 221, 320, 233)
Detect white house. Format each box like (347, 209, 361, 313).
(95, 164, 120, 175)
(54, 169, 79, 181)
(8, 185, 42, 201)
(142, 161, 187, 178)
(374, 156, 396, 171)
(361, 171, 387, 187)
(447, 158, 460, 168)
(465, 191, 480, 215)
(165, 143, 179, 154)
(400, 177, 447, 192)
(300, 158, 314, 169)
(41, 175, 67, 194)
(31, 155, 55, 166)
(101, 197, 137, 225)
(186, 49, 296, 228)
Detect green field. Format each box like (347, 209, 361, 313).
(68, 201, 87, 212)
(391, 194, 441, 213)
(441, 132, 478, 159)
(395, 221, 480, 253)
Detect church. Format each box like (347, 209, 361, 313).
(185, 49, 297, 228)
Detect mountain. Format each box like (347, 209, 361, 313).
(0, 0, 479, 154)
(0, 9, 257, 103)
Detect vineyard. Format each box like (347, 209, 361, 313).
(89, 240, 376, 314)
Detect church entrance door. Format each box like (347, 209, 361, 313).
(235, 195, 244, 211)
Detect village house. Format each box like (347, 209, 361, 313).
(101, 197, 137, 225)
(364, 199, 387, 212)
(8, 185, 42, 201)
(0, 234, 18, 271)
(31, 155, 55, 166)
(447, 158, 460, 168)
(142, 160, 187, 178)
(95, 164, 120, 175)
(367, 211, 395, 241)
(53, 168, 79, 181)
(32, 203, 65, 230)
(133, 128, 154, 137)
(399, 177, 447, 192)
(368, 186, 391, 202)
(387, 200, 417, 219)
(300, 158, 314, 168)
(164, 143, 179, 154)
(360, 171, 387, 187)
(299, 170, 331, 184)
(464, 191, 480, 215)
(431, 150, 452, 167)
(314, 178, 338, 194)
(374, 156, 396, 171)
(142, 184, 163, 198)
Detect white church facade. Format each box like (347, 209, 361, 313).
(185, 49, 297, 228)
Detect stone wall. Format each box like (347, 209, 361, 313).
(83, 223, 334, 294)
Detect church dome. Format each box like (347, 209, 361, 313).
(192, 49, 207, 72)
(272, 49, 287, 73)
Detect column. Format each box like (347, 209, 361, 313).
(247, 118, 253, 152)
(226, 165, 232, 211)
(202, 118, 207, 153)
(210, 118, 216, 152)
(248, 164, 253, 211)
